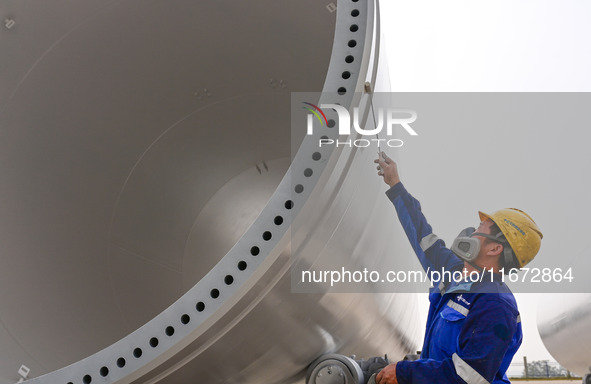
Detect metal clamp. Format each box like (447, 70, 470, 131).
(306, 354, 364, 384)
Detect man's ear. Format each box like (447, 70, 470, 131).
(487, 242, 504, 257)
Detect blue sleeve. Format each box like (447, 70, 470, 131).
(395, 297, 520, 384)
(385, 182, 462, 277)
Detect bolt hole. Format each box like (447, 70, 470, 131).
(181, 314, 190, 324)
(345, 55, 354, 63)
(312, 152, 322, 161)
(210, 289, 220, 299)
(251, 246, 260, 256)
(133, 348, 142, 358)
(285, 200, 294, 209)
(337, 87, 347, 95)
(225, 275, 234, 285)
(348, 40, 357, 48)
(342, 71, 351, 79)
(117, 358, 126, 368)
(100, 367, 109, 377)
(262, 231, 272, 241)
(150, 337, 159, 347)
(295, 184, 304, 194)
(351, 9, 360, 17)
(83, 375, 92, 384)
(350, 24, 359, 32)
(274, 215, 284, 225)
(165, 326, 175, 336)
(238, 260, 247, 270)
(196, 301, 205, 312)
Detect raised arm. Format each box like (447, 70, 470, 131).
(375, 153, 462, 277)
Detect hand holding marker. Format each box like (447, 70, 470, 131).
(375, 152, 401, 188)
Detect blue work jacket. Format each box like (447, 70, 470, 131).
(386, 183, 522, 384)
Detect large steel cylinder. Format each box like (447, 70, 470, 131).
(0, 1, 422, 383)
(538, 293, 591, 377)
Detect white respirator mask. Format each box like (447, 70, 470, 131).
(451, 227, 507, 262)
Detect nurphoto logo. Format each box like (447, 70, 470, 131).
(303, 102, 418, 148)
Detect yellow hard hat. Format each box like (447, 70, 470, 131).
(478, 208, 543, 268)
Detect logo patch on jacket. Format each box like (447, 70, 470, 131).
(457, 294, 471, 306)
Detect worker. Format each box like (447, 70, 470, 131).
(368, 152, 543, 384)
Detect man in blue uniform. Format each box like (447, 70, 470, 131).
(371, 153, 543, 384)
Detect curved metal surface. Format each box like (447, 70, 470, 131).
(1, 1, 422, 383)
(538, 293, 591, 376)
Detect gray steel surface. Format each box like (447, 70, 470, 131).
(0, 1, 422, 383)
(538, 293, 591, 377)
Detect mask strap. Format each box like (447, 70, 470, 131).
(471, 232, 507, 243)
(503, 247, 518, 271)
(466, 260, 484, 273)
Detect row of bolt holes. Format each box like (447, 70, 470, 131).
(67, 200, 296, 384)
(338, 7, 360, 95)
(68, 5, 359, 384)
